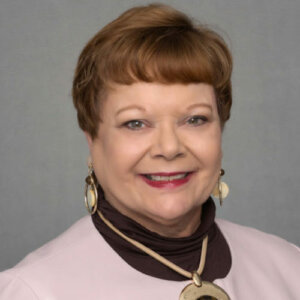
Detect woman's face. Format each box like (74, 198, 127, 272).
(86, 82, 222, 237)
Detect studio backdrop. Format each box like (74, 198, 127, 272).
(0, 0, 299, 271)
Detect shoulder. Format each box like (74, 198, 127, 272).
(0, 272, 39, 299)
(13, 215, 97, 269)
(215, 219, 300, 298)
(216, 218, 300, 293)
(216, 218, 299, 257)
(0, 216, 108, 299)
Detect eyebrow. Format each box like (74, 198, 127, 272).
(116, 105, 146, 116)
(115, 102, 212, 116)
(185, 103, 212, 112)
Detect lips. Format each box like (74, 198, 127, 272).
(139, 171, 194, 188)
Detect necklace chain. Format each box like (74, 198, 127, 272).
(97, 210, 208, 279)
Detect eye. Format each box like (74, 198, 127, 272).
(123, 120, 145, 130)
(187, 115, 208, 126)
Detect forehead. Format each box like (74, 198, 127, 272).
(103, 82, 216, 114)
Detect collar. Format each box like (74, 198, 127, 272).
(92, 186, 231, 281)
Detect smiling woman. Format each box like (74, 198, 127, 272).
(0, 3, 299, 300)
(85, 82, 222, 238)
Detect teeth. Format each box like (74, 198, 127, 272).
(146, 173, 188, 181)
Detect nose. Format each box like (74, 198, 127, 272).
(149, 123, 185, 160)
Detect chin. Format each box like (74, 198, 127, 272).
(146, 199, 197, 223)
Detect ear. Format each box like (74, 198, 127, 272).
(84, 131, 93, 152)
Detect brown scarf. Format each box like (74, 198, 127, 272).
(92, 186, 231, 281)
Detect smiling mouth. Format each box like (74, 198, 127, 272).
(142, 172, 192, 182)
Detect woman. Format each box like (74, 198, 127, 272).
(0, 3, 299, 300)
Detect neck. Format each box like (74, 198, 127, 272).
(91, 189, 232, 281)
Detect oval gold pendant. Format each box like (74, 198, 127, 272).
(87, 188, 96, 207)
(179, 282, 230, 300)
(84, 176, 98, 214)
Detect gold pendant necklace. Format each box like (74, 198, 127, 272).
(97, 210, 230, 300)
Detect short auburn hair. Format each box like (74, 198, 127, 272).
(72, 4, 232, 139)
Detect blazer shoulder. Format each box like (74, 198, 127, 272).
(216, 218, 299, 262)
(0, 271, 39, 299)
(12, 215, 96, 270)
(0, 216, 114, 299)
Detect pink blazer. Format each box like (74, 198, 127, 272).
(0, 216, 299, 299)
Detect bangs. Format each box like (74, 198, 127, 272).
(72, 4, 232, 139)
(97, 27, 229, 89)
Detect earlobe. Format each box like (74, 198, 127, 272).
(84, 131, 93, 151)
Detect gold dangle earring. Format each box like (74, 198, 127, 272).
(84, 157, 98, 214)
(212, 169, 229, 206)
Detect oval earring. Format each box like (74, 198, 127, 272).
(84, 158, 98, 214)
(212, 169, 229, 206)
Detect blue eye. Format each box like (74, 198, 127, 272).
(124, 120, 145, 130)
(187, 115, 207, 126)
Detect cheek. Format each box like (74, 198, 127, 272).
(100, 130, 147, 176)
(186, 128, 222, 166)
(206, 138, 222, 165)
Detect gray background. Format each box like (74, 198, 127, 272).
(0, 0, 299, 271)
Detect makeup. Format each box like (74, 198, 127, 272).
(140, 172, 194, 188)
